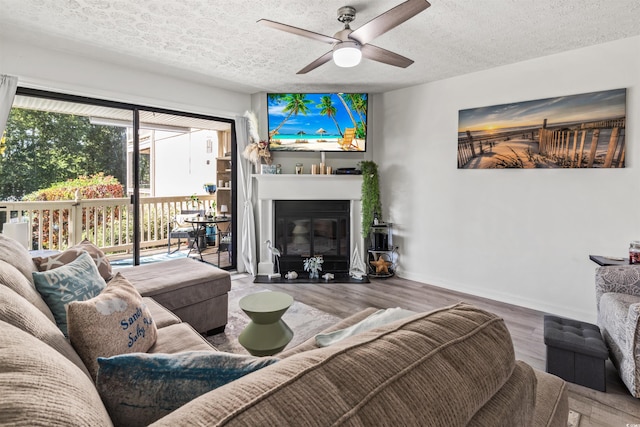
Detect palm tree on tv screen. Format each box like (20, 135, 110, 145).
(318, 95, 343, 137)
(346, 94, 367, 128)
(269, 94, 313, 137)
(343, 94, 367, 138)
(336, 93, 367, 139)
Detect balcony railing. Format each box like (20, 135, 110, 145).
(0, 194, 217, 253)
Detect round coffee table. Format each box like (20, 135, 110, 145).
(238, 291, 294, 356)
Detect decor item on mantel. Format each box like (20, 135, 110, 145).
(359, 160, 382, 237)
(242, 111, 272, 172)
(303, 256, 323, 280)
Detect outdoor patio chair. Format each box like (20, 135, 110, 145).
(217, 221, 232, 266)
(167, 209, 205, 254)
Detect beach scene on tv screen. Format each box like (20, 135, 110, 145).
(268, 93, 367, 152)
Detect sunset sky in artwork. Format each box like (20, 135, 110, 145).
(458, 89, 626, 132)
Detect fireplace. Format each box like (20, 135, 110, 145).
(253, 174, 363, 277)
(274, 200, 350, 273)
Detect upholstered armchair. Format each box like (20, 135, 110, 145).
(595, 265, 640, 397)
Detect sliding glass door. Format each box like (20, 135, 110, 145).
(1, 89, 236, 269)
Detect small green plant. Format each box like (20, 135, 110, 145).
(189, 194, 202, 209)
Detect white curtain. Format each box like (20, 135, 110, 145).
(0, 75, 18, 138)
(236, 115, 256, 276)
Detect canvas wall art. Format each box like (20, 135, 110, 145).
(457, 89, 626, 169)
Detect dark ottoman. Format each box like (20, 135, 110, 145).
(543, 315, 608, 391)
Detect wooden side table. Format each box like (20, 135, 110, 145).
(238, 291, 294, 356)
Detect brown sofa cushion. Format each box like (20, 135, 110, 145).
(0, 285, 91, 379)
(533, 369, 569, 427)
(33, 238, 113, 281)
(120, 258, 231, 333)
(0, 259, 55, 322)
(120, 258, 231, 305)
(152, 302, 521, 426)
(149, 322, 217, 354)
(0, 320, 111, 426)
(67, 273, 158, 380)
(467, 360, 536, 426)
(143, 296, 181, 329)
(0, 234, 37, 284)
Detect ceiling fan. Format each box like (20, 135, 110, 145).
(258, 0, 431, 74)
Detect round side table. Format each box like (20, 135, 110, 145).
(238, 291, 294, 356)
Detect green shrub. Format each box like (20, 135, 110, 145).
(23, 173, 124, 201)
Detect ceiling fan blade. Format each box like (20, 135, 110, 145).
(297, 51, 334, 74)
(349, 0, 431, 45)
(258, 19, 339, 44)
(360, 44, 414, 68)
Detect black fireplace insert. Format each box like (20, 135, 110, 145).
(274, 200, 350, 274)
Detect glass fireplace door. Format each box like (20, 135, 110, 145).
(274, 200, 350, 273)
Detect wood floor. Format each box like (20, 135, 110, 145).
(233, 273, 640, 427)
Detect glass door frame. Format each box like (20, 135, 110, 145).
(14, 87, 237, 268)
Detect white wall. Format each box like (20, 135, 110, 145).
(0, 37, 250, 120)
(375, 36, 640, 322)
(154, 130, 219, 197)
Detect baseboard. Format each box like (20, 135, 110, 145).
(397, 271, 595, 323)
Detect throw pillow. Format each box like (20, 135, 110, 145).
(67, 273, 158, 380)
(33, 239, 113, 281)
(32, 251, 106, 336)
(315, 307, 416, 347)
(96, 351, 279, 427)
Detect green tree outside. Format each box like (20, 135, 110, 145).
(0, 108, 127, 200)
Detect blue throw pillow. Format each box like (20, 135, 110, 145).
(96, 351, 279, 426)
(32, 250, 106, 336)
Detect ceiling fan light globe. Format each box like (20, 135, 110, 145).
(333, 42, 362, 68)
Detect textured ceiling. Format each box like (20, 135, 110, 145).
(1, 0, 640, 94)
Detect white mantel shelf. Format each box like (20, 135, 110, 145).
(252, 174, 362, 201)
(252, 174, 363, 275)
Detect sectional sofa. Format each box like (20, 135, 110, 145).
(0, 234, 568, 426)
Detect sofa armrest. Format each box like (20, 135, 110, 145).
(532, 369, 568, 427)
(627, 302, 640, 356)
(595, 265, 640, 308)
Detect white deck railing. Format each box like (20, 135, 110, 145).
(0, 194, 216, 253)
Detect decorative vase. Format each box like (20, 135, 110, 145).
(309, 270, 319, 280)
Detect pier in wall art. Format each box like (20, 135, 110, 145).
(458, 89, 626, 169)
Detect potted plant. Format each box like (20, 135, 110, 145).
(203, 183, 217, 194)
(189, 194, 203, 214)
(359, 160, 382, 238)
(303, 256, 324, 280)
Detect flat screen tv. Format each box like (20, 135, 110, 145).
(267, 93, 367, 152)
